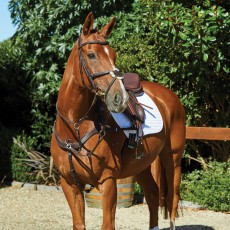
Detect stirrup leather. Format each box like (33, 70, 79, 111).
(123, 73, 146, 159)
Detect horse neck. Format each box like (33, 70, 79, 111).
(57, 46, 94, 123)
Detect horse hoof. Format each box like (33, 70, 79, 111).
(170, 220, 176, 230)
(149, 227, 159, 230)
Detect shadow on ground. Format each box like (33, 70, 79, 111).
(162, 226, 214, 230)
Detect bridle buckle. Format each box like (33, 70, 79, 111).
(110, 70, 124, 80)
(65, 139, 72, 149)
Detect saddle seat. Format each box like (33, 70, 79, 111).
(123, 73, 143, 97)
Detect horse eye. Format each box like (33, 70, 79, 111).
(87, 53, 96, 60)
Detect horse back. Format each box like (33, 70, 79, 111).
(142, 81, 185, 129)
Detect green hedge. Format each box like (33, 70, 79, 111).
(181, 161, 230, 212)
(109, 1, 229, 161)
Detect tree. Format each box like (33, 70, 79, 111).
(8, 0, 134, 151)
(110, 0, 229, 161)
(0, 38, 31, 181)
(0, 39, 30, 127)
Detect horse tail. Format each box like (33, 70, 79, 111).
(151, 155, 168, 219)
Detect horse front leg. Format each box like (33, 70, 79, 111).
(61, 176, 85, 230)
(100, 178, 117, 230)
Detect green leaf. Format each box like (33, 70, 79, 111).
(202, 36, 216, 42)
(223, 66, 229, 73)
(179, 31, 187, 40)
(184, 52, 190, 58)
(203, 53, 208, 62)
(202, 44, 207, 52)
(216, 62, 221, 71)
(182, 42, 191, 47)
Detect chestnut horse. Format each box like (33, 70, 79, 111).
(51, 12, 185, 230)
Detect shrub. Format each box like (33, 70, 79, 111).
(11, 134, 59, 185)
(181, 161, 230, 212)
(109, 0, 229, 162)
(0, 125, 16, 181)
(11, 134, 36, 182)
(0, 38, 31, 182)
(0, 39, 31, 128)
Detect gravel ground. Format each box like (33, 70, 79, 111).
(0, 184, 229, 230)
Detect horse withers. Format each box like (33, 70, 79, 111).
(50, 12, 185, 230)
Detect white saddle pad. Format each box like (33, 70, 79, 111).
(111, 92, 163, 137)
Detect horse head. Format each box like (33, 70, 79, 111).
(75, 12, 128, 113)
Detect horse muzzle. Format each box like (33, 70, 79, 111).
(106, 88, 129, 113)
(95, 70, 129, 113)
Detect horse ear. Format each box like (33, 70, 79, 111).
(83, 12, 94, 36)
(100, 17, 116, 38)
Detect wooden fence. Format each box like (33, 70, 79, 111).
(186, 127, 230, 141)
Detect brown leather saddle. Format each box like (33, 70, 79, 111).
(123, 73, 145, 150)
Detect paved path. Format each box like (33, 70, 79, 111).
(0, 185, 229, 230)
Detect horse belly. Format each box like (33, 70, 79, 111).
(119, 133, 165, 178)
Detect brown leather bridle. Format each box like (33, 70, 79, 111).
(78, 36, 123, 101)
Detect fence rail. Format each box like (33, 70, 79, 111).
(186, 127, 230, 140)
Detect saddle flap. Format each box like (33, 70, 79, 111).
(125, 91, 145, 124)
(123, 73, 143, 96)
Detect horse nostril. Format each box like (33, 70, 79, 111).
(114, 93, 122, 106)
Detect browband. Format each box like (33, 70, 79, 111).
(78, 40, 109, 49)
